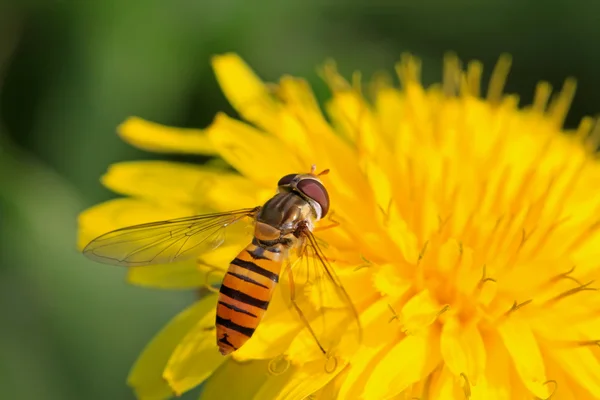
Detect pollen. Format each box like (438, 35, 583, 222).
(79, 52, 600, 399)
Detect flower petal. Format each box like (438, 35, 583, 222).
(101, 161, 266, 210)
(400, 289, 442, 335)
(127, 296, 215, 399)
(231, 285, 303, 362)
(199, 359, 270, 400)
(163, 295, 225, 395)
(440, 316, 486, 384)
(480, 332, 513, 400)
(253, 359, 341, 400)
(78, 198, 195, 250)
(211, 53, 281, 133)
(78, 198, 207, 288)
(363, 328, 440, 399)
(337, 344, 389, 399)
(497, 316, 549, 398)
(127, 261, 205, 289)
(549, 346, 600, 397)
(206, 113, 305, 187)
(428, 367, 465, 399)
(372, 263, 412, 298)
(118, 117, 215, 154)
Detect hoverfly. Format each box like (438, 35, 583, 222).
(83, 166, 360, 360)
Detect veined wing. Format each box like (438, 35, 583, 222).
(83, 207, 259, 267)
(280, 227, 362, 371)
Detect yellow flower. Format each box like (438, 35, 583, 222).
(78, 52, 600, 400)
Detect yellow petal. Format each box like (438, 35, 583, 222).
(127, 296, 215, 399)
(384, 205, 419, 264)
(428, 367, 465, 400)
(364, 328, 440, 399)
(400, 290, 442, 335)
(337, 344, 388, 399)
(102, 161, 270, 211)
(440, 316, 486, 384)
(118, 117, 215, 154)
(497, 316, 549, 398)
(480, 332, 513, 400)
(163, 295, 225, 395)
(199, 359, 270, 400)
(550, 346, 600, 397)
(374, 85, 405, 144)
(78, 199, 205, 288)
(232, 285, 303, 362)
(211, 53, 281, 133)
(127, 261, 205, 289)
(312, 367, 348, 400)
(469, 376, 511, 400)
(78, 198, 194, 250)
(542, 355, 579, 400)
(253, 359, 341, 400)
(206, 113, 305, 187)
(372, 263, 412, 298)
(360, 298, 402, 347)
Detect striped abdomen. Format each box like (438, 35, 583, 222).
(216, 240, 283, 355)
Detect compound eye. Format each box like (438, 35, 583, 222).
(296, 178, 330, 217)
(277, 174, 298, 187)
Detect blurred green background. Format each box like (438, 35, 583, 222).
(0, 1, 598, 399)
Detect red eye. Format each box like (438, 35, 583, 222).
(277, 174, 298, 187)
(297, 179, 330, 217)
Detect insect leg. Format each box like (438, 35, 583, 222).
(286, 265, 327, 355)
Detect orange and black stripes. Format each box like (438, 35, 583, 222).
(216, 241, 285, 355)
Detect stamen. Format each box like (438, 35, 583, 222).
(437, 305, 450, 318)
(353, 254, 372, 271)
(352, 70, 363, 95)
(460, 373, 472, 399)
(505, 299, 532, 316)
(466, 60, 483, 97)
(388, 303, 400, 323)
(477, 264, 497, 288)
(548, 265, 582, 286)
(396, 53, 422, 88)
(268, 354, 290, 376)
(574, 116, 595, 142)
(454, 241, 464, 271)
(317, 168, 330, 176)
(437, 214, 452, 234)
(487, 53, 512, 104)
(532, 81, 552, 114)
(538, 380, 558, 400)
(203, 267, 224, 294)
(584, 117, 600, 152)
(576, 340, 600, 348)
(324, 354, 339, 374)
(517, 228, 531, 251)
(548, 78, 576, 128)
(443, 52, 461, 97)
(319, 59, 350, 92)
(546, 281, 597, 304)
(418, 241, 429, 264)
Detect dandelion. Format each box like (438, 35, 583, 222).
(78, 53, 600, 399)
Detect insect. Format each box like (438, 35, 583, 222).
(83, 166, 360, 360)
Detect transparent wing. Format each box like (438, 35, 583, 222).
(280, 228, 362, 371)
(83, 207, 259, 267)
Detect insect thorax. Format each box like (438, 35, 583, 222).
(255, 192, 316, 243)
